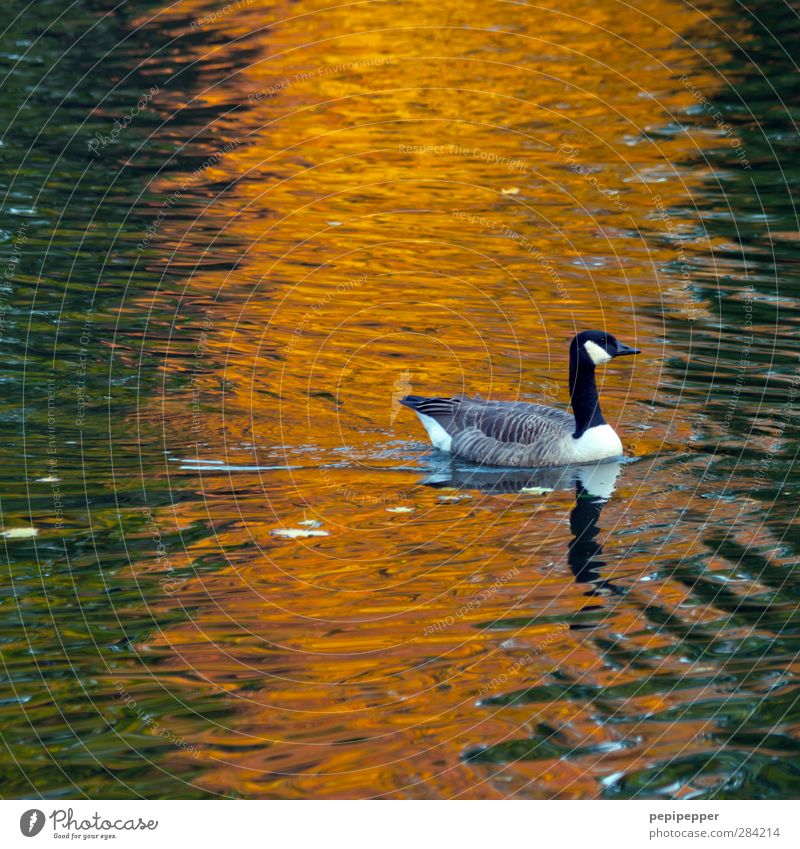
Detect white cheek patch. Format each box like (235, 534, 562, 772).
(584, 339, 612, 365)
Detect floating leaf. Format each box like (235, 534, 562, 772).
(2, 527, 39, 539)
(501, 187, 520, 195)
(271, 528, 329, 539)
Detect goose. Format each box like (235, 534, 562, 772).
(400, 330, 639, 467)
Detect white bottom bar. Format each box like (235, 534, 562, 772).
(2, 800, 795, 849)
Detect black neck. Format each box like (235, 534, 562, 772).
(569, 348, 606, 438)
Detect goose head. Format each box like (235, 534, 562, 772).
(571, 330, 639, 367)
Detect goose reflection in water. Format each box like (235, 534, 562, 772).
(420, 460, 625, 600)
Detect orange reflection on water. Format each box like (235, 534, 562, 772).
(127, 0, 753, 798)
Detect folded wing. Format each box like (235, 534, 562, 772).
(401, 394, 575, 465)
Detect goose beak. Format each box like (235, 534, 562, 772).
(613, 342, 640, 357)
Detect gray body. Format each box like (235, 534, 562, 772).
(400, 395, 622, 467)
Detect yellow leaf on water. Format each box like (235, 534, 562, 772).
(2, 527, 39, 539)
(271, 528, 329, 539)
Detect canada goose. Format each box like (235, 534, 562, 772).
(400, 330, 639, 467)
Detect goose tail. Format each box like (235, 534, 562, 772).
(399, 395, 462, 416)
(399, 394, 433, 411)
(399, 395, 459, 451)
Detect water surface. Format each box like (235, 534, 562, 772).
(1, 0, 799, 799)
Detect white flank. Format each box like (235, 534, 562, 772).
(416, 412, 452, 451)
(570, 424, 623, 463)
(583, 339, 612, 365)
